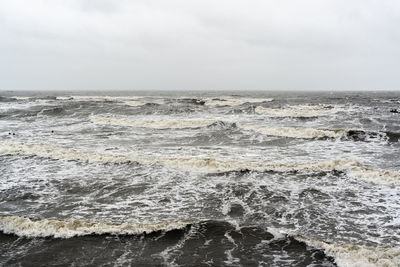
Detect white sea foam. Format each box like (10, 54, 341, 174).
(12, 96, 32, 100)
(288, 104, 328, 110)
(123, 101, 150, 107)
(237, 123, 344, 139)
(90, 115, 217, 129)
(203, 97, 273, 106)
(0, 215, 192, 238)
(1, 141, 398, 184)
(292, 233, 400, 267)
(348, 167, 400, 184)
(0, 142, 133, 164)
(11, 97, 54, 103)
(255, 106, 340, 117)
(68, 96, 142, 101)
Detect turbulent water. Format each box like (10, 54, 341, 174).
(0, 91, 400, 266)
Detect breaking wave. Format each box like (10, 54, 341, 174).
(237, 123, 398, 142)
(288, 104, 330, 110)
(1, 215, 397, 267)
(255, 106, 340, 117)
(123, 101, 153, 107)
(11, 96, 33, 101)
(1, 141, 399, 184)
(65, 96, 142, 101)
(237, 123, 343, 139)
(0, 215, 192, 238)
(90, 115, 217, 129)
(203, 97, 273, 106)
(292, 233, 400, 267)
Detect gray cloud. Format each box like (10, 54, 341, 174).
(0, 0, 399, 91)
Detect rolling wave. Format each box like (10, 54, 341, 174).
(90, 115, 217, 129)
(203, 97, 273, 106)
(0, 215, 192, 238)
(123, 101, 153, 107)
(237, 123, 397, 142)
(255, 106, 340, 117)
(292, 233, 400, 267)
(288, 104, 330, 110)
(237, 123, 343, 139)
(1, 141, 399, 184)
(1, 215, 397, 267)
(65, 96, 142, 101)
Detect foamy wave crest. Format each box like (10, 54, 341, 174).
(1, 142, 398, 184)
(292, 233, 400, 267)
(11, 96, 55, 103)
(90, 115, 216, 129)
(203, 97, 273, 106)
(288, 104, 329, 110)
(12, 96, 32, 101)
(255, 106, 339, 117)
(237, 123, 344, 139)
(238, 124, 395, 142)
(347, 167, 400, 184)
(0, 215, 192, 238)
(68, 96, 142, 101)
(123, 101, 150, 107)
(0, 142, 135, 163)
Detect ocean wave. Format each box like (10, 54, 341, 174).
(0, 215, 192, 238)
(38, 107, 66, 116)
(288, 104, 330, 110)
(3, 215, 397, 267)
(237, 123, 397, 142)
(176, 98, 206, 105)
(0, 96, 16, 102)
(237, 123, 344, 139)
(292, 233, 400, 267)
(90, 115, 217, 129)
(0, 142, 135, 164)
(1, 142, 399, 184)
(203, 97, 273, 106)
(59, 96, 142, 101)
(123, 101, 154, 107)
(11, 96, 56, 103)
(255, 106, 340, 117)
(11, 96, 32, 101)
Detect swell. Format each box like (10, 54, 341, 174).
(203, 97, 273, 106)
(65, 96, 142, 101)
(291, 233, 400, 267)
(0, 96, 16, 102)
(1, 101, 91, 118)
(1, 215, 397, 267)
(255, 106, 341, 117)
(237, 123, 399, 142)
(237, 123, 344, 139)
(90, 115, 217, 129)
(1, 141, 399, 184)
(0, 215, 192, 238)
(123, 101, 156, 107)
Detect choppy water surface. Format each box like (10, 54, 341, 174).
(0, 91, 400, 266)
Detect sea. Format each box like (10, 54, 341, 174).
(0, 91, 399, 266)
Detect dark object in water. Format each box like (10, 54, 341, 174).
(390, 109, 399, 113)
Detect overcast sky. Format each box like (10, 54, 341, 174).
(0, 0, 399, 91)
